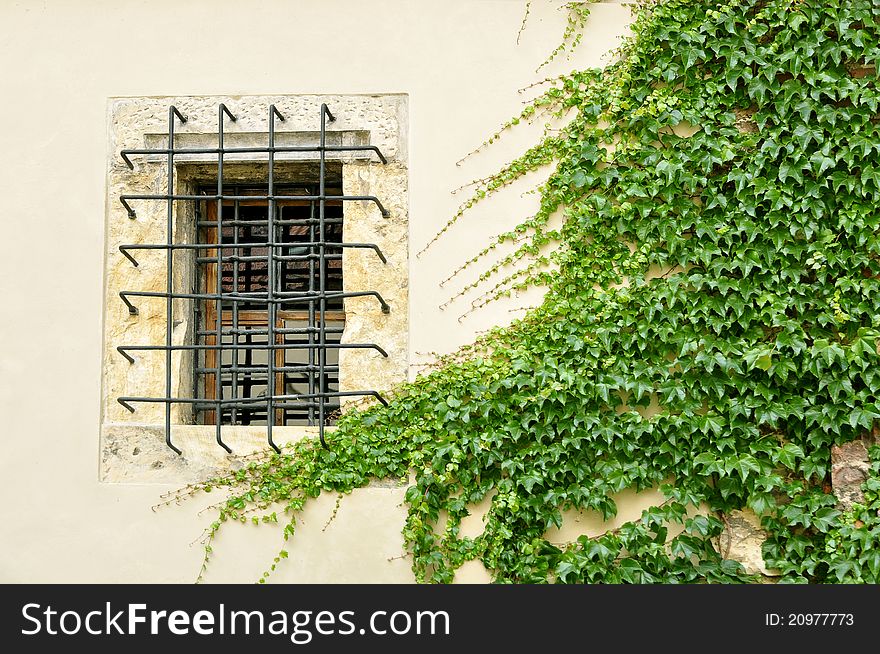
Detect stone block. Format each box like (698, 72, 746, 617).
(719, 508, 779, 578)
(831, 439, 871, 509)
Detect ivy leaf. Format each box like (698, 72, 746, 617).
(812, 508, 841, 533)
(670, 536, 700, 560)
(829, 560, 855, 582)
(520, 474, 542, 493)
(744, 346, 775, 371)
(583, 539, 616, 561)
(776, 443, 805, 469)
(861, 551, 880, 579)
(656, 160, 680, 185)
(731, 455, 761, 482)
(555, 561, 578, 583)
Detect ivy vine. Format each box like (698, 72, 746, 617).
(173, 0, 880, 584)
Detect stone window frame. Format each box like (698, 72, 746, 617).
(100, 94, 409, 483)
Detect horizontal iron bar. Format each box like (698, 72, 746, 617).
(151, 289, 355, 299)
(196, 218, 343, 227)
(119, 390, 388, 409)
(117, 342, 388, 363)
(196, 253, 342, 263)
(195, 364, 340, 375)
(121, 343, 380, 352)
(120, 194, 389, 217)
(196, 326, 345, 336)
(123, 242, 386, 266)
(195, 326, 345, 337)
(122, 241, 382, 251)
(123, 193, 377, 202)
(193, 402, 341, 412)
(120, 289, 390, 312)
(120, 144, 388, 166)
(121, 400, 342, 413)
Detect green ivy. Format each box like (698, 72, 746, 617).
(178, 0, 880, 584)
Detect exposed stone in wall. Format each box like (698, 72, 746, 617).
(718, 508, 779, 579)
(831, 436, 874, 510)
(733, 106, 758, 134)
(102, 425, 256, 484)
(101, 95, 409, 483)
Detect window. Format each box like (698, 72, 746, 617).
(195, 184, 346, 428)
(102, 96, 409, 475)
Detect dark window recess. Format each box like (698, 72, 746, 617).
(116, 104, 391, 454)
(194, 188, 347, 430)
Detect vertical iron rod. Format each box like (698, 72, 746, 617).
(166, 106, 185, 455)
(318, 103, 335, 448)
(267, 105, 284, 453)
(214, 105, 234, 453)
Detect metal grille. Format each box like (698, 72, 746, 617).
(116, 104, 390, 453)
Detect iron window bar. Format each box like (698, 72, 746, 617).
(119, 242, 386, 266)
(120, 145, 388, 169)
(116, 103, 391, 453)
(118, 391, 389, 414)
(121, 194, 390, 219)
(118, 290, 391, 314)
(116, 342, 389, 364)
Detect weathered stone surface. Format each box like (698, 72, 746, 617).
(719, 508, 779, 578)
(339, 162, 409, 405)
(102, 424, 347, 484)
(733, 106, 758, 133)
(102, 95, 409, 482)
(831, 439, 871, 509)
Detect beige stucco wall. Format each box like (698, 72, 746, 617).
(0, 0, 633, 583)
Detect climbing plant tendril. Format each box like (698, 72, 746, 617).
(176, 0, 880, 584)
